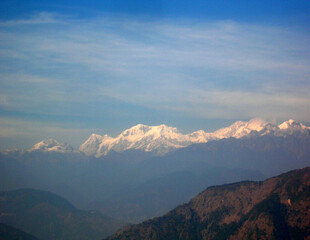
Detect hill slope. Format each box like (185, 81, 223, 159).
(106, 167, 310, 240)
(0, 189, 125, 240)
(0, 223, 39, 240)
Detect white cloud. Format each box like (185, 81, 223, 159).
(97, 84, 310, 121)
(0, 12, 309, 137)
(1, 74, 52, 84)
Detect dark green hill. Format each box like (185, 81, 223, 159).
(0, 189, 125, 240)
(0, 223, 39, 240)
(106, 167, 310, 240)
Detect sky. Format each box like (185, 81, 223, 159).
(0, 0, 310, 149)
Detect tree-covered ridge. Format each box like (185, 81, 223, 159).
(106, 167, 310, 240)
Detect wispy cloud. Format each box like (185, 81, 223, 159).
(0, 12, 309, 134)
(0, 12, 64, 26)
(98, 84, 310, 121)
(0, 94, 8, 106)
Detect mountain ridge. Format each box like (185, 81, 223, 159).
(80, 118, 310, 157)
(105, 167, 310, 240)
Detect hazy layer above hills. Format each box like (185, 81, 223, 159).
(0, 150, 264, 223)
(1, 127, 310, 223)
(106, 167, 310, 240)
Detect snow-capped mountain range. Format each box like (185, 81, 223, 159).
(26, 119, 310, 157)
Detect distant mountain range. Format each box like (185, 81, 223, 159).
(8, 118, 310, 157)
(106, 167, 310, 240)
(1, 118, 310, 223)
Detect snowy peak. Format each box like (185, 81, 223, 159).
(188, 130, 214, 143)
(120, 124, 149, 137)
(278, 119, 308, 130)
(213, 118, 268, 139)
(30, 139, 73, 153)
(79, 133, 112, 156)
(278, 119, 295, 129)
(120, 124, 180, 140)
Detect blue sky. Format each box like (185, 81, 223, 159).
(0, 0, 310, 149)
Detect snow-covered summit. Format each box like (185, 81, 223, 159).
(119, 124, 182, 139)
(30, 139, 73, 153)
(278, 119, 308, 130)
(79, 118, 310, 157)
(79, 133, 113, 156)
(213, 118, 268, 139)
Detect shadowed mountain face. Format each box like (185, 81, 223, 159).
(106, 167, 310, 240)
(0, 223, 39, 240)
(0, 189, 125, 240)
